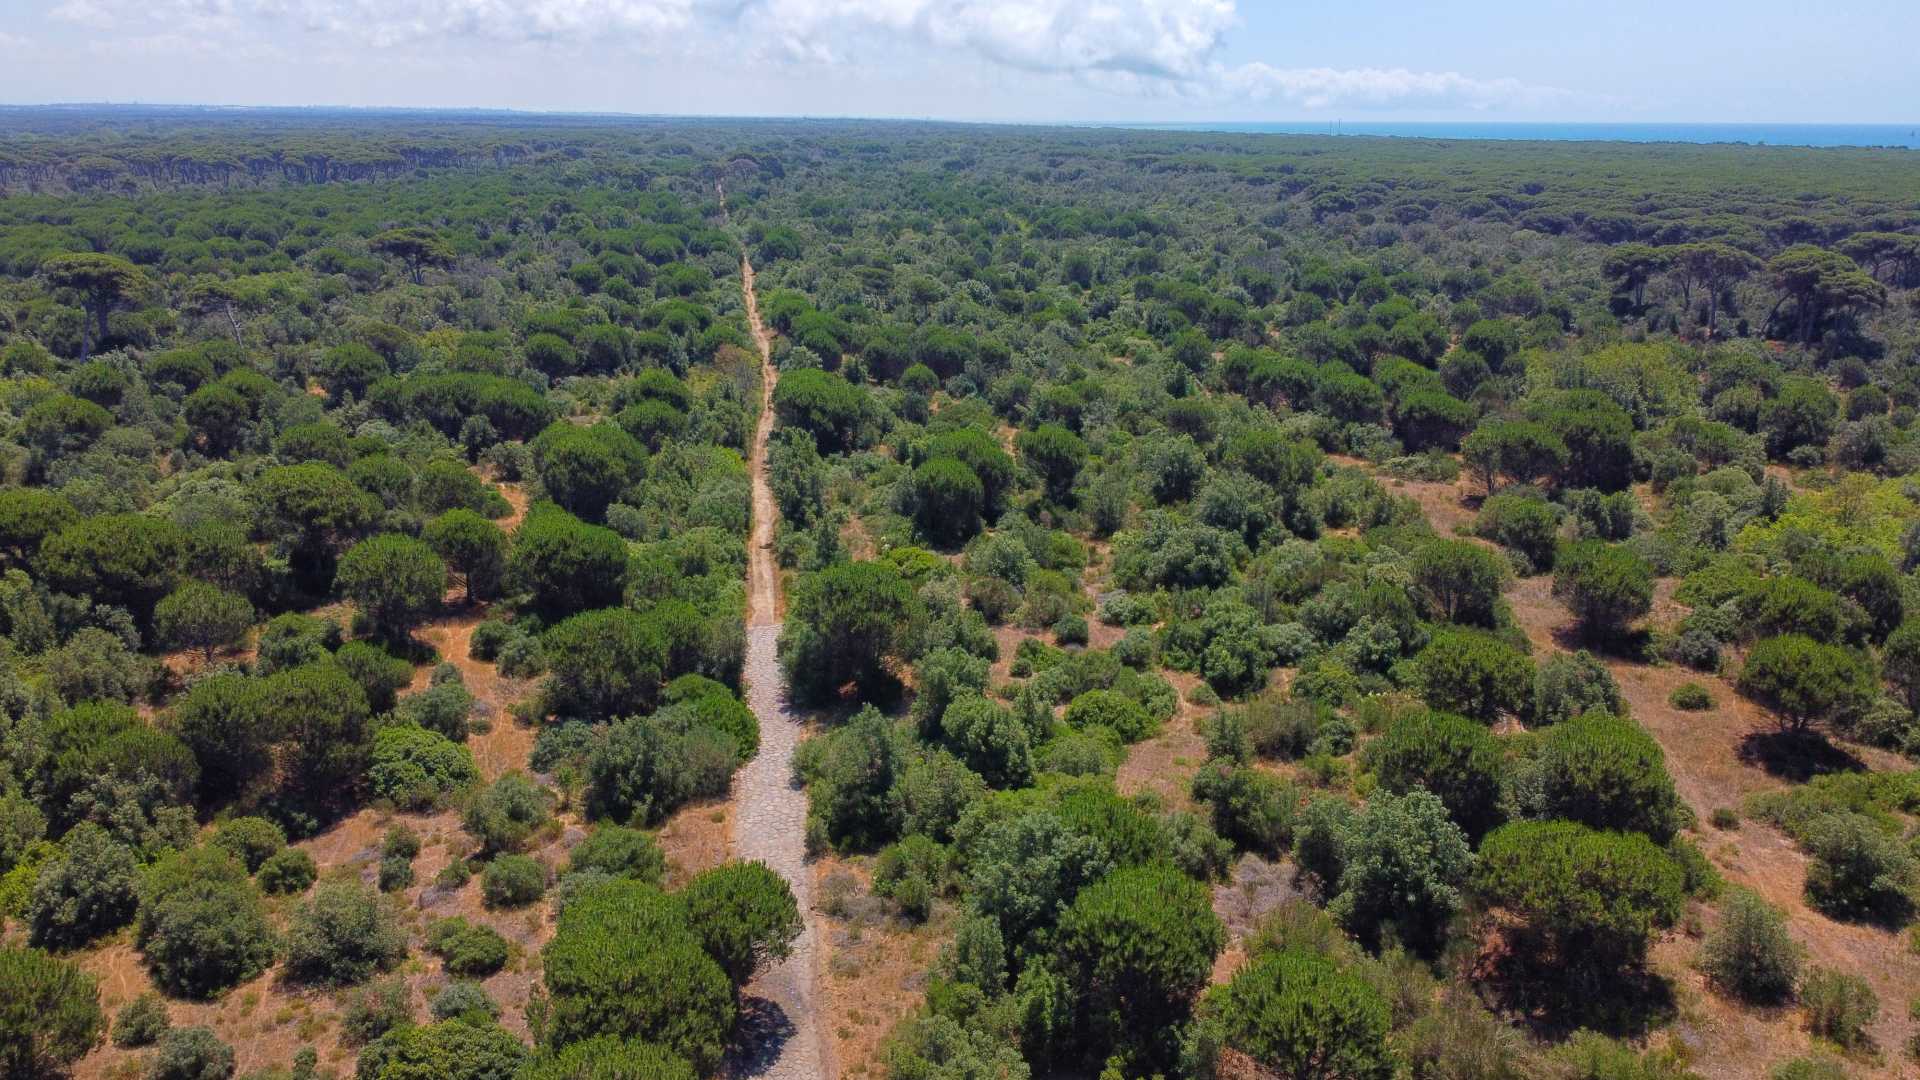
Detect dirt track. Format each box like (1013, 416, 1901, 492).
(723, 187, 833, 1079)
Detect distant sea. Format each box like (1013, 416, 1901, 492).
(1105, 121, 1920, 150)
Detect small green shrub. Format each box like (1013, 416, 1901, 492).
(209, 818, 286, 874)
(426, 917, 510, 978)
(1670, 682, 1715, 710)
(256, 849, 317, 895)
(480, 855, 547, 909)
(112, 992, 170, 1048)
(1802, 966, 1878, 1050)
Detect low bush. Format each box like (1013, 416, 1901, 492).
(1802, 966, 1878, 1050)
(481, 854, 547, 909)
(426, 917, 510, 977)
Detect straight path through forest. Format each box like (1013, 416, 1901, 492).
(721, 181, 832, 1080)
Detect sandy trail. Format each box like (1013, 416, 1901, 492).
(721, 180, 832, 1080)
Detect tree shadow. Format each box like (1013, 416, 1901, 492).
(1737, 728, 1866, 782)
(1484, 962, 1679, 1042)
(723, 995, 800, 1078)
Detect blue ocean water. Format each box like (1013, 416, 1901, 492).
(1106, 121, 1920, 150)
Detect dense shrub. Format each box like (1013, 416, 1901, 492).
(480, 854, 547, 909)
(1413, 628, 1533, 723)
(256, 849, 317, 895)
(369, 723, 479, 810)
(426, 917, 511, 978)
(1700, 888, 1801, 1003)
(0, 946, 105, 1077)
(283, 880, 406, 986)
(1199, 949, 1396, 1080)
(146, 1026, 236, 1080)
(208, 817, 285, 873)
(1475, 820, 1683, 978)
(542, 880, 736, 1072)
(1801, 967, 1878, 1050)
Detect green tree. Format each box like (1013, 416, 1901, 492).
(910, 457, 985, 547)
(284, 880, 406, 986)
(1737, 634, 1877, 734)
(370, 227, 454, 285)
(678, 861, 802, 986)
(1766, 245, 1886, 345)
(43, 252, 150, 361)
(779, 561, 916, 705)
(154, 581, 253, 662)
(508, 504, 629, 620)
(1201, 949, 1396, 1080)
(1553, 540, 1654, 641)
(250, 464, 378, 590)
(1669, 242, 1761, 337)
(542, 608, 670, 722)
(336, 533, 447, 643)
(1461, 420, 1569, 495)
(423, 510, 508, 603)
(262, 661, 373, 808)
(1475, 820, 1683, 979)
(36, 512, 185, 625)
(166, 674, 271, 800)
(1054, 863, 1224, 1067)
(0, 488, 77, 565)
(542, 880, 735, 1072)
(1017, 424, 1087, 503)
(531, 422, 647, 523)
(1886, 620, 1920, 714)
(0, 946, 104, 1079)
(1368, 710, 1507, 842)
(1601, 243, 1669, 310)
(773, 368, 871, 453)
(1327, 790, 1472, 954)
(1411, 540, 1507, 627)
(1413, 628, 1534, 722)
(1527, 712, 1685, 843)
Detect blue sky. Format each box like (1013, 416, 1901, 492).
(0, 0, 1914, 122)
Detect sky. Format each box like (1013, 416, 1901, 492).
(0, 0, 1915, 123)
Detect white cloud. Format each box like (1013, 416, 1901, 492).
(1220, 63, 1571, 111)
(37, 0, 1577, 112)
(750, 0, 1235, 79)
(50, 0, 117, 28)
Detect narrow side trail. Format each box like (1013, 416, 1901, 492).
(722, 182, 832, 1080)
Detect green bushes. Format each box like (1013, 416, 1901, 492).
(283, 880, 406, 986)
(134, 847, 276, 999)
(1801, 967, 1878, 1050)
(541, 879, 736, 1072)
(0, 946, 105, 1078)
(147, 1026, 236, 1080)
(1801, 812, 1916, 921)
(256, 849, 317, 895)
(1063, 689, 1157, 743)
(480, 854, 548, 909)
(1198, 949, 1396, 1080)
(1475, 821, 1683, 978)
(1413, 628, 1534, 723)
(208, 816, 285, 873)
(426, 917, 510, 977)
(1700, 888, 1801, 1003)
(369, 723, 478, 810)
(1670, 682, 1715, 710)
(112, 993, 169, 1049)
